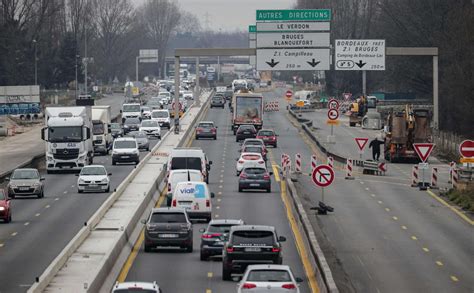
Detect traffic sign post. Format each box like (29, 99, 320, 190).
(326, 101, 339, 143)
(311, 165, 335, 215)
(328, 98, 339, 110)
(355, 137, 369, 160)
(335, 40, 386, 71)
(413, 143, 435, 190)
(459, 140, 474, 168)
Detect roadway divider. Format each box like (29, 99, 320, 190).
(284, 178, 339, 293)
(28, 90, 213, 293)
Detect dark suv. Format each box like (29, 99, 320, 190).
(236, 125, 257, 142)
(199, 219, 245, 261)
(222, 225, 286, 280)
(142, 208, 193, 253)
(210, 95, 225, 108)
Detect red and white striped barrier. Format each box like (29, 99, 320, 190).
(286, 159, 292, 174)
(431, 167, 438, 189)
(452, 167, 459, 189)
(295, 153, 302, 173)
(411, 165, 419, 187)
(327, 156, 334, 169)
(448, 161, 455, 184)
(345, 158, 355, 180)
(311, 155, 317, 173)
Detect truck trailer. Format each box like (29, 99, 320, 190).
(231, 92, 263, 134)
(41, 106, 93, 173)
(91, 105, 112, 155)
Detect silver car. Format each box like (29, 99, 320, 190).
(127, 131, 150, 151)
(7, 168, 45, 198)
(238, 264, 302, 292)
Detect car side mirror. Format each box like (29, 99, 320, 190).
(140, 219, 147, 224)
(278, 236, 286, 242)
(269, 172, 273, 176)
(120, 110, 122, 113)
(238, 149, 242, 152)
(211, 192, 215, 198)
(199, 228, 205, 233)
(75, 174, 79, 177)
(209, 161, 213, 165)
(40, 177, 45, 181)
(295, 277, 303, 283)
(215, 126, 218, 128)
(5, 178, 9, 181)
(108, 173, 112, 176)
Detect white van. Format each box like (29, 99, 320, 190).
(151, 109, 171, 128)
(171, 181, 214, 222)
(166, 169, 204, 207)
(166, 148, 212, 183)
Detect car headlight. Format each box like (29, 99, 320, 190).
(33, 182, 41, 187)
(9, 184, 17, 188)
(0, 207, 5, 211)
(134, 150, 140, 155)
(124, 125, 129, 128)
(78, 178, 85, 184)
(47, 155, 54, 161)
(101, 178, 108, 183)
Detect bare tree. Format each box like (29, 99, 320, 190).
(140, 0, 181, 78)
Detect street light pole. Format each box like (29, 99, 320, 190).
(75, 54, 79, 99)
(33, 39, 37, 85)
(84, 28, 88, 95)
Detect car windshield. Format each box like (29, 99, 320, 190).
(258, 130, 274, 136)
(92, 122, 104, 135)
(152, 111, 168, 118)
(240, 125, 255, 131)
(244, 146, 262, 153)
(114, 141, 136, 149)
(125, 118, 140, 125)
(171, 157, 202, 171)
(110, 123, 121, 130)
(141, 107, 150, 112)
(247, 270, 292, 282)
(129, 131, 147, 138)
(48, 126, 82, 143)
(232, 230, 275, 246)
(81, 166, 106, 175)
(113, 289, 156, 293)
(11, 169, 39, 179)
(243, 168, 266, 175)
(208, 224, 237, 234)
(245, 140, 262, 146)
(147, 100, 160, 106)
(0, 190, 5, 200)
(198, 123, 214, 128)
(141, 120, 158, 127)
(123, 105, 140, 112)
(150, 212, 186, 223)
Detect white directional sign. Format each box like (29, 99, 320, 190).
(257, 22, 330, 32)
(256, 48, 330, 71)
(335, 39, 385, 71)
(257, 32, 330, 48)
(249, 40, 256, 48)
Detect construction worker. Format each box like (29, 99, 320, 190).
(369, 136, 384, 161)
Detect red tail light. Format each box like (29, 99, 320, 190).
(167, 183, 171, 192)
(226, 247, 234, 253)
(196, 127, 203, 133)
(263, 174, 270, 180)
(211, 128, 216, 133)
(240, 172, 247, 179)
(242, 283, 257, 289)
(206, 199, 210, 207)
(202, 233, 222, 239)
(172, 199, 177, 207)
(272, 247, 281, 252)
(282, 283, 296, 289)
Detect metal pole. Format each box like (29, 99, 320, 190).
(75, 55, 78, 99)
(195, 57, 200, 107)
(174, 56, 180, 131)
(84, 28, 88, 95)
(362, 70, 366, 96)
(217, 56, 220, 83)
(433, 55, 439, 130)
(136, 56, 139, 82)
(321, 187, 325, 204)
(33, 40, 37, 85)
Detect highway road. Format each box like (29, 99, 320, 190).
(121, 94, 314, 293)
(0, 130, 166, 293)
(265, 90, 474, 293)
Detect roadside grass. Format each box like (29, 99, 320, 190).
(442, 188, 474, 213)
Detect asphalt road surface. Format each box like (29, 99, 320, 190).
(0, 130, 167, 293)
(123, 94, 313, 293)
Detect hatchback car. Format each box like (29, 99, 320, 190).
(123, 117, 141, 134)
(110, 123, 123, 138)
(239, 166, 272, 193)
(236, 153, 265, 175)
(140, 106, 152, 119)
(143, 207, 193, 252)
(126, 131, 150, 151)
(195, 121, 217, 140)
(241, 145, 267, 161)
(112, 281, 161, 293)
(210, 95, 225, 108)
(139, 120, 161, 139)
(238, 265, 302, 293)
(76, 165, 111, 193)
(236, 125, 257, 142)
(0, 189, 12, 223)
(256, 129, 278, 148)
(199, 219, 245, 261)
(7, 168, 45, 198)
(145, 98, 163, 110)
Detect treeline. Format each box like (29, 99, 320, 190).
(0, 0, 247, 90)
(296, 0, 473, 135)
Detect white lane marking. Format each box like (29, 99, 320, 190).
(35, 213, 40, 217)
(45, 205, 50, 209)
(55, 197, 59, 201)
(24, 222, 30, 226)
(11, 232, 18, 236)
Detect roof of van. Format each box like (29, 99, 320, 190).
(170, 148, 205, 157)
(174, 181, 206, 186)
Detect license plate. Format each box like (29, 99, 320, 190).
(243, 131, 250, 134)
(19, 187, 30, 191)
(121, 156, 129, 158)
(89, 184, 98, 187)
(245, 247, 261, 252)
(159, 234, 178, 238)
(215, 241, 223, 245)
(250, 183, 260, 187)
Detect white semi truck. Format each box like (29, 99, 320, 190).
(41, 106, 94, 173)
(91, 105, 112, 155)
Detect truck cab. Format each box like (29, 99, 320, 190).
(121, 103, 141, 122)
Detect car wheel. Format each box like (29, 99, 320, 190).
(206, 176, 209, 184)
(38, 190, 44, 198)
(200, 251, 208, 261)
(166, 197, 172, 207)
(186, 242, 193, 253)
(6, 214, 11, 223)
(274, 143, 277, 148)
(147, 147, 150, 151)
(266, 187, 271, 193)
(112, 160, 116, 165)
(135, 160, 140, 165)
(235, 137, 239, 142)
(195, 136, 199, 140)
(213, 136, 217, 140)
(233, 129, 236, 135)
(10, 194, 15, 199)
(144, 243, 152, 253)
(78, 190, 83, 193)
(222, 263, 232, 281)
(277, 256, 283, 264)
(105, 186, 110, 193)
(238, 187, 243, 192)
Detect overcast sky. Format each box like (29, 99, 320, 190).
(133, 0, 295, 31)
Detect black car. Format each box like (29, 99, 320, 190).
(199, 219, 245, 261)
(224, 90, 234, 100)
(210, 95, 225, 108)
(123, 117, 141, 134)
(222, 225, 286, 280)
(238, 166, 272, 193)
(110, 123, 123, 138)
(195, 121, 218, 140)
(236, 125, 257, 142)
(143, 208, 193, 253)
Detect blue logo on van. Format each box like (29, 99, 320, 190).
(180, 188, 195, 194)
(194, 184, 205, 198)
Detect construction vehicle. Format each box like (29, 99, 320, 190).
(384, 105, 431, 162)
(349, 96, 378, 127)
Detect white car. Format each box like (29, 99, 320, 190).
(77, 165, 111, 193)
(139, 120, 161, 138)
(237, 264, 302, 293)
(151, 109, 171, 129)
(140, 106, 151, 119)
(182, 91, 194, 100)
(112, 281, 161, 293)
(236, 152, 265, 175)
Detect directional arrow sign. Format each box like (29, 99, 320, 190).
(307, 59, 321, 67)
(256, 48, 330, 71)
(355, 137, 369, 151)
(312, 165, 335, 187)
(355, 60, 367, 68)
(459, 140, 474, 158)
(413, 143, 435, 163)
(335, 39, 385, 71)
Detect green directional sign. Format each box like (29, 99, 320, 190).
(249, 25, 256, 33)
(256, 9, 331, 21)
